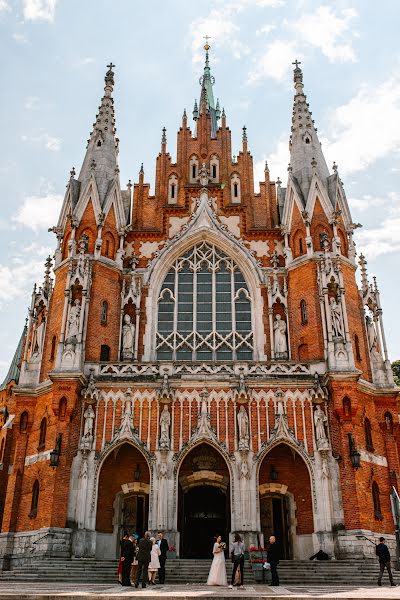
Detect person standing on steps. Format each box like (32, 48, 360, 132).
(267, 535, 280, 586)
(229, 533, 245, 589)
(157, 531, 169, 584)
(135, 531, 153, 589)
(376, 536, 397, 587)
(120, 531, 134, 587)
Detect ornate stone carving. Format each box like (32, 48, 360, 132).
(81, 370, 99, 404)
(198, 162, 210, 187)
(122, 314, 135, 360)
(80, 405, 95, 449)
(235, 371, 250, 404)
(66, 299, 81, 344)
(329, 297, 344, 338)
(314, 404, 329, 450)
(158, 373, 174, 403)
(159, 405, 171, 450)
(274, 314, 288, 359)
(237, 405, 250, 450)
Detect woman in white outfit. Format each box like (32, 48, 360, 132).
(207, 535, 227, 586)
(148, 537, 161, 585)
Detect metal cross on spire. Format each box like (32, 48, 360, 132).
(107, 62, 116, 71)
(292, 59, 301, 69)
(203, 34, 211, 48)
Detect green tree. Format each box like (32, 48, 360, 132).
(392, 359, 400, 386)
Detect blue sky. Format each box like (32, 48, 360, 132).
(1, 0, 400, 379)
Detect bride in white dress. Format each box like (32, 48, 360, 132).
(207, 535, 227, 586)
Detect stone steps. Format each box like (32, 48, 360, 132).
(0, 558, 393, 585)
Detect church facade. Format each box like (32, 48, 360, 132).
(0, 48, 399, 567)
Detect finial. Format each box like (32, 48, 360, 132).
(216, 99, 221, 120)
(265, 160, 269, 172)
(70, 167, 76, 179)
(332, 161, 338, 173)
(292, 59, 302, 70)
(358, 253, 369, 293)
(127, 180, 132, 189)
(242, 125, 247, 144)
(203, 34, 211, 52)
(287, 163, 292, 173)
(373, 275, 379, 292)
(276, 177, 282, 187)
(139, 163, 144, 175)
(292, 58, 304, 92)
(90, 159, 96, 171)
(162, 127, 167, 145)
(104, 62, 115, 89)
(193, 99, 199, 121)
(182, 108, 187, 121)
(311, 156, 317, 171)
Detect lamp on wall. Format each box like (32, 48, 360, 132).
(348, 433, 361, 469)
(49, 434, 62, 468)
(270, 465, 279, 481)
(134, 463, 141, 481)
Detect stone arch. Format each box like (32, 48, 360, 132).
(143, 225, 266, 361)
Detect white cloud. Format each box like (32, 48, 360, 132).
(21, 133, 61, 151)
(13, 31, 28, 43)
(23, 0, 57, 22)
(288, 6, 357, 62)
(25, 95, 40, 110)
(256, 24, 276, 36)
(0, 1, 10, 12)
(323, 74, 400, 175)
(0, 257, 44, 304)
(356, 216, 400, 258)
(253, 137, 289, 190)
(80, 57, 95, 65)
(13, 193, 63, 232)
(348, 194, 385, 212)
(248, 40, 297, 83)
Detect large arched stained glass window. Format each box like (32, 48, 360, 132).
(156, 242, 253, 361)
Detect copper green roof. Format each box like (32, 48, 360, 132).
(0, 325, 26, 391)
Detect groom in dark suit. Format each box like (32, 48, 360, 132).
(157, 531, 169, 584)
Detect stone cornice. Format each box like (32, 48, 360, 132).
(357, 377, 400, 398)
(14, 379, 53, 397)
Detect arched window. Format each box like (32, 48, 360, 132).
(342, 397, 351, 417)
(189, 156, 199, 183)
(384, 411, 393, 433)
(354, 334, 361, 362)
(101, 301, 108, 324)
(38, 418, 47, 450)
(58, 397, 67, 420)
(100, 344, 110, 361)
(30, 480, 39, 518)
(364, 417, 374, 452)
(156, 242, 253, 361)
(231, 174, 241, 203)
(20, 411, 29, 433)
(299, 238, 303, 254)
(168, 175, 178, 204)
(210, 155, 219, 182)
(50, 335, 57, 361)
(300, 300, 308, 325)
(372, 481, 382, 520)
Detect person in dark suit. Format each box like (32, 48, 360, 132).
(135, 531, 153, 588)
(376, 537, 396, 587)
(157, 531, 169, 584)
(267, 535, 280, 586)
(120, 532, 134, 587)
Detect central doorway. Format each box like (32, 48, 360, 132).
(178, 442, 231, 558)
(260, 494, 291, 559)
(182, 485, 228, 558)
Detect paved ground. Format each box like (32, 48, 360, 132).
(0, 583, 398, 599)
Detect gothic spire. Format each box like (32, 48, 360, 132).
(289, 61, 330, 202)
(77, 62, 119, 205)
(196, 38, 219, 137)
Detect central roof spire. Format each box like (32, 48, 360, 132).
(196, 38, 219, 138)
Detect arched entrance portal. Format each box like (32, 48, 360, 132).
(96, 443, 150, 559)
(259, 443, 313, 560)
(178, 443, 231, 558)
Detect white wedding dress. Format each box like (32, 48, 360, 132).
(207, 542, 227, 586)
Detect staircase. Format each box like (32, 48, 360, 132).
(0, 557, 394, 586)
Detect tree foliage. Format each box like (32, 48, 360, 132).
(392, 359, 400, 386)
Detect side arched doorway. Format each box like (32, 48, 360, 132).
(259, 443, 314, 560)
(178, 443, 231, 558)
(96, 443, 150, 559)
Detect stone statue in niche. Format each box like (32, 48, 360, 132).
(366, 315, 378, 352)
(273, 314, 288, 358)
(122, 313, 135, 360)
(198, 162, 210, 187)
(237, 405, 250, 450)
(66, 299, 81, 342)
(159, 404, 171, 449)
(314, 404, 329, 450)
(81, 404, 95, 449)
(157, 461, 168, 529)
(329, 297, 344, 338)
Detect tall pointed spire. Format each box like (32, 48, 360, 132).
(77, 62, 119, 205)
(196, 38, 218, 137)
(289, 61, 330, 202)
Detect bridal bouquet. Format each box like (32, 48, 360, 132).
(219, 542, 226, 550)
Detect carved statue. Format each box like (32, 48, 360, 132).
(273, 314, 288, 357)
(237, 406, 250, 450)
(366, 315, 378, 352)
(83, 404, 95, 439)
(159, 405, 171, 449)
(198, 162, 210, 187)
(157, 461, 168, 528)
(35, 319, 45, 354)
(240, 458, 249, 479)
(122, 313, 135, 359)
(66, 299, 81, 341)
(314, 404, 329, 449)
(329, 297, 344, 338)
